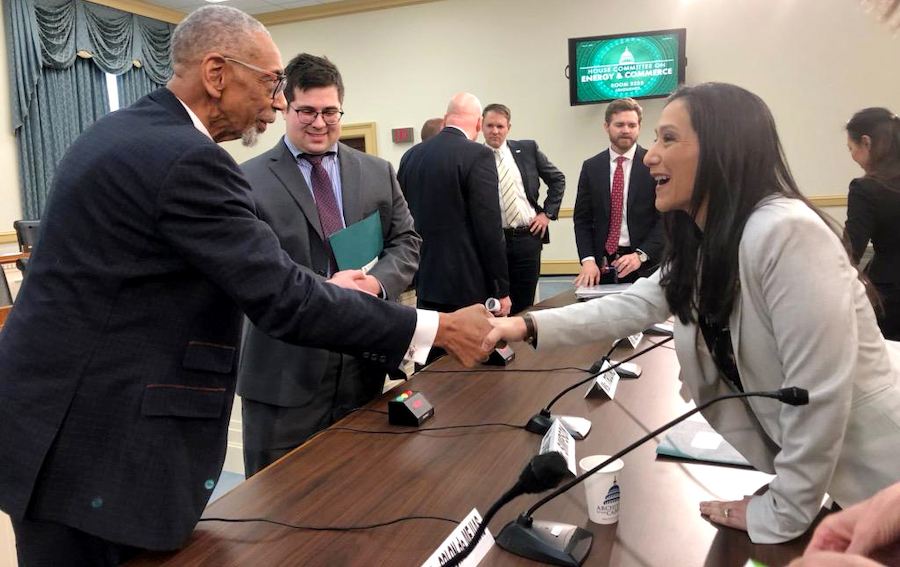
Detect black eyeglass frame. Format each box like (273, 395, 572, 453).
(288, 106, 345, 125)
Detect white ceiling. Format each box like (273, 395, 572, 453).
(147, 0, 357, 16)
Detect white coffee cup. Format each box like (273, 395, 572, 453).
(579, 455, 624, 524)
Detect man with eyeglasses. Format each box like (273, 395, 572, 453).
(237, 53, 422, 477)
(0, 7, 492, 565)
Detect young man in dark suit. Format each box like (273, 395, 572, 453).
(482, 103, 566, 313)
(573, 97, 662, 286)
(0, 8, 491, 564)
(238, 53, 422, 477)
(398, 92, 511, 318)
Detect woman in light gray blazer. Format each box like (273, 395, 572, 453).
(485, 83, 900, 544)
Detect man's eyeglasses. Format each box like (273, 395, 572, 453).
(223, 57, 286, 100)
(290, 106, 345, 125)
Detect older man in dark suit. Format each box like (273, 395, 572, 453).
(238, 54, 421, 477)
(0, 7, 490, 565)
(573, 97, 661, 286)
(398, 93, 511, 320)
(482, 103, 565, 313)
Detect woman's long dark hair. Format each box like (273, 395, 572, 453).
(846, 107, 900, 185)
(660, 83, 830, 325)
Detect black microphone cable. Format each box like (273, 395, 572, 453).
(198, 514, 459, 531)
(417, 366, 592, 374)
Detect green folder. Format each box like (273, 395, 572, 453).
(329, 212, 384, 272)
(656, 415, 752, 467)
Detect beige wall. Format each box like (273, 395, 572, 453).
(1, 0, 898, 259)
(0, 2, 22, 230)
(220, 0, 897, 264)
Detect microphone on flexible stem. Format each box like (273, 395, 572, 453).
(524, 336, 674, 439)
(444, 452, 570, 567)
(500, 387, 810, 567)
(483, 298, 516, 366)
(587, 337, 628, 375)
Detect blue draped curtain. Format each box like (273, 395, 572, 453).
(17, 58, 109, 219)
(117, 66, 165, 109)
(3, 0, 174, 219)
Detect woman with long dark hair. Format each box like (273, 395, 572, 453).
(845, 107, 900, 340)
(484, 83, 900, 544)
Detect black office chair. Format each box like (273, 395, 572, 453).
(1, 254, 17, 327)
(12, 220, 40, 276)
(0, 271, 12, 307)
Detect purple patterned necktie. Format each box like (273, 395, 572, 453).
(303, 153, 343, 238)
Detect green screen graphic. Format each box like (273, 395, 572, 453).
(574, 32, 681, 103)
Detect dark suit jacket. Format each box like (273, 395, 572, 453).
(0, 88, 416, 550)
(573, 145, 662, 265)
(506, 139, 566, 244)
(237, 139, 420, 407)
(845, 176, 900, 285)
(398, 127, 509, 305)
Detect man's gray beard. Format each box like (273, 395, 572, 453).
(241, 126, 260, 147)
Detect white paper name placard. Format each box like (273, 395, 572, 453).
(421, 508, 494, 567)
(584, 360, 620, 400)
(539, 418, 577, 477)
(626, 331, 644, 349)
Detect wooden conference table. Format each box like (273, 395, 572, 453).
(131, 292, 819, 567)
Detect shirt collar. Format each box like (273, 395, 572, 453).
(283, 136, 339, 160)
(486, 141, 511, 157)
(446, 125, 469, 138)
(609, 143, 638, 163)
(174, 96, 213, 141)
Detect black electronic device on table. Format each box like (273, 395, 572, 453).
(388, 390, 434, 426)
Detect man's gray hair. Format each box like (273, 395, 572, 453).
(171, 6, 269, 66)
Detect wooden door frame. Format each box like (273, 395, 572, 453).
(340, 122, 378, 155)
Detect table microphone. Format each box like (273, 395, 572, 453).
(497, 387, 810, 567)
(524, 336, 674, 439)
(484, 298, 515, 365)
(444, 452, 569, 567)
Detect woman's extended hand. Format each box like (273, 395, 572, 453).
(699, 496, 752, 532)
(481, 316, 527, 351)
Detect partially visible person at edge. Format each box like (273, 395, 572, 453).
(790, 481, 900, 566)
(844, 107, 900, 340)
(0, 6, 492, 565)
(483, 82, 900, 544)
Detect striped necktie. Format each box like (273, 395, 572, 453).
(495, 148, 523, 227)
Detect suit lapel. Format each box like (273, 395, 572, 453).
(338, 143, 362, 225)
(268, 140, 325, 241)
(508, 140, 530, 195)
(599, 150, 611, 214)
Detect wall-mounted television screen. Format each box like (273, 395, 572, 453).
(569, 28, 686, 106)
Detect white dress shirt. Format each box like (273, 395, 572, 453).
(492, 142, 536, 228)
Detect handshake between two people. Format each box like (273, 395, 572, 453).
(326, 270, 530, 367)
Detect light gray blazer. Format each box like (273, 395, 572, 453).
(534, 196, 900, 543)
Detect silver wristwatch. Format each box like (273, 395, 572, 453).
(636, 249, 649, 263)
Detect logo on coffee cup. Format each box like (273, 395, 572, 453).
(596, 478, 620, 518)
